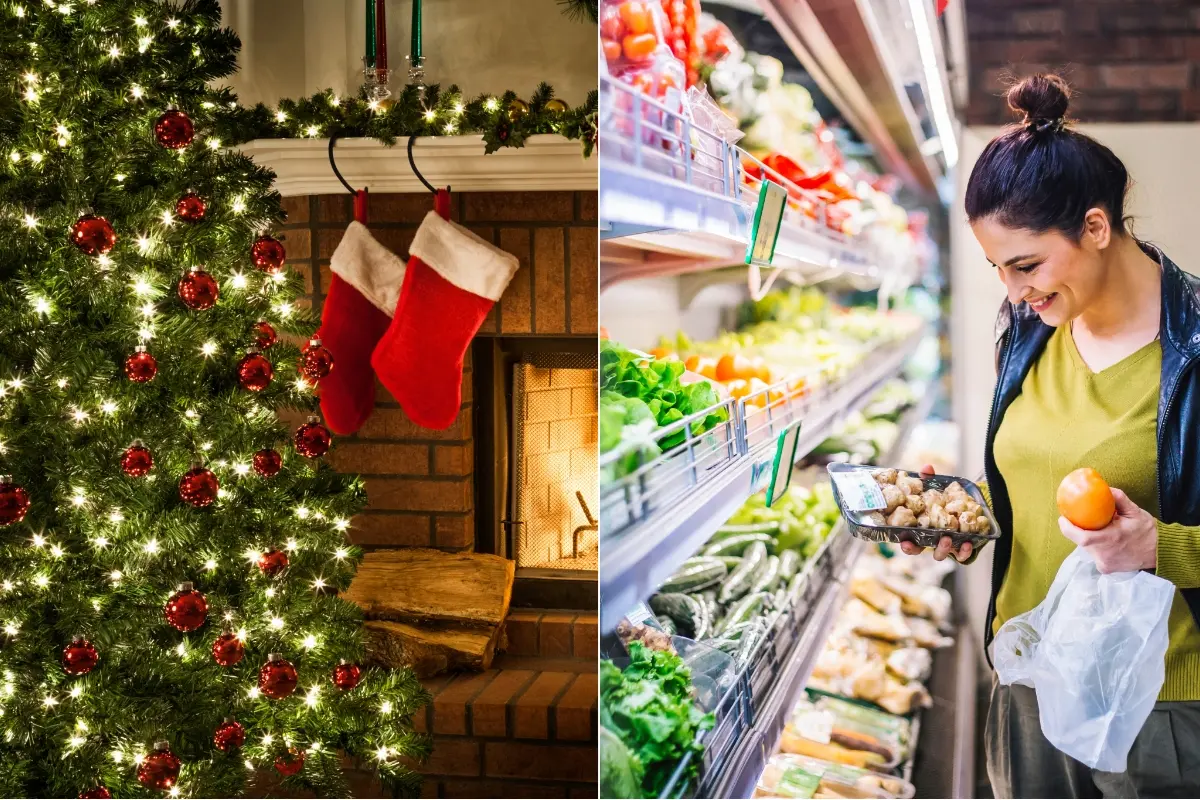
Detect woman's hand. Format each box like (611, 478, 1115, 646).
(1058, 488, 1157, 574)
(897, 464, 975, 563)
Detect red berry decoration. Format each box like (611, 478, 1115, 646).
(257, 548, 289, 577)
(62, 637, 99, 675)
(212, 631, 245, 667)
(154, 109, 194, 149)
(253, 319, 277, 349)
(178, 267, 219, 310)
(125, 345, 158, 382)
(274, 747, 306, 777)
(300, 338, 334, 381)
(213, 718, 246, 753)
(252, 448, 283, 478)
(332, 660, 362, 691)
(250, 235, 286, 273)
(175, 192, 207, 222)
(179, 464, 219, 508)
(121, 441, 154, 477)
(0, 477, 31, 526)
(164, 582, 208, 632)
(137, 741, 182, 790)
(70, 214, 117, 257)
(294, 417, 332, 458)
(237, 350, 273, 392)
(258, 653, 298, 700)
(79, 787, 112, 799)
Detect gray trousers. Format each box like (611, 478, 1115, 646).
(987, 679, 1200, 798)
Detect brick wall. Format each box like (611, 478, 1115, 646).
(965, 0, 1200, 124)
(277, 191, 598, 553)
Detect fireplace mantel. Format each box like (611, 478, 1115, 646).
(240, 134, 596, 197)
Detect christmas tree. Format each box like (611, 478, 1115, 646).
(0, 1, 430, 797)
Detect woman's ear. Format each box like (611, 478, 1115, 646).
(1082, 207, 1112, 250)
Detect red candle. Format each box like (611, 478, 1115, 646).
(375, 0, 388, 71)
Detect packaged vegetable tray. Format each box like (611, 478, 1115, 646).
(827, 462, 1001, 550)
(779, 697, 904, 771)
(758, 754, 915, 800)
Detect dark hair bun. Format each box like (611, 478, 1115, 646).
(1007, 74, 1070, 125)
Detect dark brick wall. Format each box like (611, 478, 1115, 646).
(965, 0, 1200, 124)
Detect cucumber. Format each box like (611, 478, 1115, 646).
(660, 557, 727, 593)
(698, 591, 720, 629)
(703, 532, 776, 559)
(718, 542, 768, 604)
(713, 555, 744, 571)
(656, 615, 677, 636)
(716, 592, 767, 636)
(735, 621, 767, 668)
(786, 571, 807, 604)
(773, 587, 790, 613)
(709, 522, 781, 542)
(718, 621, 756, 641)
(707, 637, 740, 655)
(750, 555, 781, 595)
(778, 550, 801, 581)
(649, 593, 701, 638)
(688, 593, 712, 640)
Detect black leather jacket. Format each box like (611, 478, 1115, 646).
(983, 244, 1200, 659)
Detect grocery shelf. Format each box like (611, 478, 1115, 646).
(598, 75, 880, 290)
(599, 329, 925, 634)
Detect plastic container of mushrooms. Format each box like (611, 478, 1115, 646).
(826, 463, 1002, 550)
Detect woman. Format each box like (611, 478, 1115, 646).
(903, 74, 1200, 797)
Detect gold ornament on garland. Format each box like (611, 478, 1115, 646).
(544, 98, 569, 114)
(507, 98, 529, 121)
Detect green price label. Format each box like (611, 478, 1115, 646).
(745, 179, 787, 267)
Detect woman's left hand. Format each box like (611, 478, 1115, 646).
(1058, 488, 1158, 574)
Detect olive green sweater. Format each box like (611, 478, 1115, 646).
(992, 325, 1200, 701)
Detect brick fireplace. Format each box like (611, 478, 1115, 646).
(275, 185, 598, 798)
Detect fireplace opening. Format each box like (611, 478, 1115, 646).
(473, 338, 598, 610)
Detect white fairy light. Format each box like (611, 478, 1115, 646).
(8, 151, 18, 162)
(71, 492, 86, 507)
(93, 537, 108, 549)
(8, 378, 21, 390)
(375, 747, 390, 761)
(140, 302, 155, 317)
(454, 102, 464, 114)
(423, 109, 436, 122)
(161, 210, 174, 226)
(175, 642, 186, 656)
(200, 441, 213, 451)
(23, 88, 37, 103)
(0, 581, 11, 592)
(274, 110, 287, 122)
(270, 616, 284, 630)
(166, 17, 179, 29)
(67, 734, 85, 749)
(293, 377, 311, 392)
(367, 99, 380, 112)
(42, 695, 57, 708)
(3, 622, 18, 636)
(244, 759, 254, 770)
(49, 544, 63, 558)
(143, 538, 158, 554)
(302, 634, 317, 650)
(205, 558, 217, 570)
(27, 152, 42, 164)
(233, 462, 250, 476)
(136, 235, 151, 253)
(312, 577, 327, 591)
(271, 270, 287, 284)
(33, 574, 49, 588)
(168, 787, 180, 799)
(138, 327, 154, 341)
(14, 6, 24, 17)
(334, 547, 349, 560)
(130, 84, 143, 99)
(69, 687, 82, 700)
(97, 254, 112, 268)
(108, 45, 120, 57)
(200, 341, 217, 357)
(137, 35, 151, 53)
(248, 687, 261, 699)
(230, 272, 248, 289)
(184, 409, 198, 420)
(244, 548, 260, 564)
(304, 686, 320, 707)
(23, 215, 38, 229)
(133, 14, 147, 26)
(305, 125, 319, 137)
(295, 506, 310, 520)
(309, 742, 322, 753)
(108, 509, 123, 522)
(70, 407, 88, 424)
(264, 587, 276, 599)
(109, 570, 121, 582)
(237, 627, 248, 640)
(285, 538, 298, 552)
(275, 302, 293, 318)
(231, 196, 246, 213)
(333, 518, 350, 532)
(484, 97, 499, 111)
(444, 123, 456, 134)
(207, 138, 221, 151)
(31, 534, 44, 547)
(101, 400, 117, 415)
(115, 173, 126, 182)
(111, 750, 124, 763)
(380, 700, 393, 714)
(262, 733, 274, 745)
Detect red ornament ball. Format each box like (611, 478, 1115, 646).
(213, 718, 246, 753)
(250, 235, 286, 273)
(274, 747, 306, 777)
(125, 346, 158, 383)
(70, 214, 117, 257)
(332, 661, 362, 691)
(137, 742, 182, 790)
(0, 477, 31, 526)
(300, 338, 334, 381)
(176, 192, 207, 223)
(164, 582, 208, 632)
(79, 787, 112, 799)
(294, 418, 332, 459)
(252, 448, 283, 478)
(258, 654, 298, 700)
(121, 442, 154, 478)
(62, 638, 99, 676)
(178, 268, 219, 310)
(154, 109, 194, 149)
(257, 548, 289, 577)
(237, 351, 274, 392)
(212, 632, 245, 667)
(253, 319, 277, 349)
(179, 466, 219, 508)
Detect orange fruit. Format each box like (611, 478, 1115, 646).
(1057, 468, 1116, 530)
(753, 359, 773, 384)
(727, 379, 751, 400)
(600, 326, 610, 340)
(622, 32, 658, 61)
(619, 1, 655, 35)
(648, 346, 674, 360)
(684, 354, 700, 371)
(716, 353, 751, 382)
(697, 360, 719, 381)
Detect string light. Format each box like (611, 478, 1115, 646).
(140, 302, 156, 317)
(248, 686, 260, 699)
(304, 686, 320, 707)
(269, 617, 284, 630)
(423, 110, 436, 122)
(143, 538, 158, 554)
(380, 700, 393, 714)
(23, 88, 38, 103)
(70, 407, 89, 424)
(205, 558, 217, 570)
(27, 152, 42, 164)
(207, 138, 221, 151)
(454, 102, 464, 114)
(484, 97, 499, 111)
(3, 622, 18, 636)
(111, 750, 124, 763)
(31, 534, 44, 547)
(275, 111, 287, 122)
(375, 747, 390, 761)
(444, 123, 456, 134)
(109, 570, 121, 582)
(136, 235, 152, 253)
(295, 506, 310, 520)
(231, 196, 246, 213)
(97, 254, 112, 268)
(175, 642, 186, 657)
(130, 84, 144, 99)
(166, 17, 179, 29)
(49, 544, 64, 558)
(264, 588, 276, 599)
(305, 125, 319, 137)
(330, 94, 340, 106)
(137, 35, 151, 53)
(161, 210, 174, 226)
(23, 215, 39, 229)
(200, 341, 217, 357)
(285, 538, 298, 552)
(312, 577, 327, 591)
(334, 547, 349, 560)
(100, 400, 117, 415)
(133, 14, 147, 26)
(93, 537, 108, 549)
(8, 378, 21, 390)
(108, 508, 123, 522)
(8, 151, 18, 162)
(33, 574, 49, 588)
(69, 685, 82, 698)
(108, 45, 120, 58)
(301, 634, 317, 650)
(233, 462, 250, 476)
(42, 695, 57, 708)
(138, 327, 153, 341)
(67, 734, 85, 749)
(294, 377, 310, 392)
(230, 272, 248, 289)
(71, 491, 86, 506)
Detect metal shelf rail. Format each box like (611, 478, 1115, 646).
(598, 75, 881, 288)
(599, 328, 925, 633)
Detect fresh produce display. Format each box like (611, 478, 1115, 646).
(1057, 467, 1117, 530)
(808, 380, 917, 466)
(600, 338, 729, 480)
(601, 641, 716, 798)
(758, 753, 916, 799)
(804, 548, 954, 715)
(860, 470, 992, 535)
(661, 0, 702, 87)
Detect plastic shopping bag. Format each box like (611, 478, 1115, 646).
(994, 547, 1174, 772)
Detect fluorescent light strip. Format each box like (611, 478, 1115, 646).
(906, 0, 959, 168)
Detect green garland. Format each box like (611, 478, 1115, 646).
(213, 82, 598, 157)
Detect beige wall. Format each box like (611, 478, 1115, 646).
(219, 0, 597, 107)
(950, 123, 1200, 653)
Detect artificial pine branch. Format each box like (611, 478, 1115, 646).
(558, 0, 599, 23)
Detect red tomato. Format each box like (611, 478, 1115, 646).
(623, 32, 658, 62)
(603, 39, 622, 62)
(657, 72, 678, 92)
(600, 7, 626, 41)
(619, 1, 655, 35)
(671, 39, 688, 60)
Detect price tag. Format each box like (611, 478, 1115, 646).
(764, 420, 803, 507)
(831, 470, 887, 512)
(745, 179, 787, 267)
(625, 602, 659, 629)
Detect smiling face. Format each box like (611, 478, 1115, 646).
(970, 209, 1112, 327)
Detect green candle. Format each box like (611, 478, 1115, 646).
(365, 0, 376, 67)
(411, 0, 422, 61)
